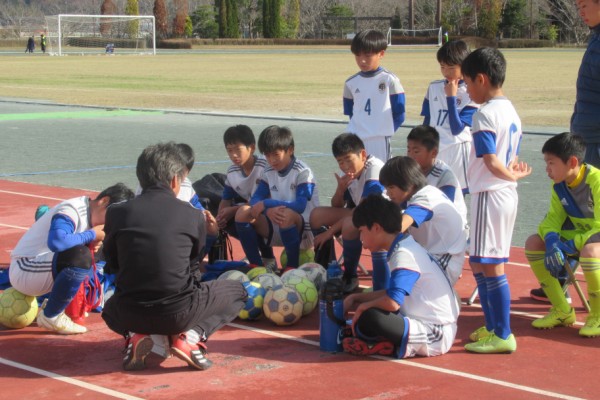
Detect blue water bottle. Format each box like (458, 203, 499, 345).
(319, 273, 345, 352)
(326, 261, 343, 281)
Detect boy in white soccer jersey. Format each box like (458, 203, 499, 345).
(216, 125, 274, 263)
(235, 125, 318, 270)
(421, 40, 478, 194)
(380, 156, 468, 286)
(461, 47, 532, 354)
(342, 195, 459, 358)
(406, 125, 467, 222)
(309, 133, 385, 293)
(9, 184, 134, 334)
(343, 29, 405, 162)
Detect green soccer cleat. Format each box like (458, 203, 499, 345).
(579, 314, 600, 337)
(532, 306, 576, 329)
(464, 333, 517, 354)
(469, 326, 492, 342)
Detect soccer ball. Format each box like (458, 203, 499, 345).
(246, 266, 268, 281)
(218, 270, 250, 283)
(280, 268, 309, 283)
(284, 276, 318, 316)
(252, 273, 283, 291)
(0, 288, 38, 329)
(279, 248, 315, 269)
(299, 262, 327, 291)
(239, 281, 266, 321)
(263, 285, 304, 326)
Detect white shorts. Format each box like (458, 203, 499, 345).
(361, 136, 391, 162)
(267, 219, 314, 250)
(438, 142, 471, 193)
(469, 187, 518, 264)
(9, 254, 54, 296)
(400, 318, 457, 358)
(435, 252, 465, 286)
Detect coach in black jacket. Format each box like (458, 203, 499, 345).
(102, 141, 246, 371)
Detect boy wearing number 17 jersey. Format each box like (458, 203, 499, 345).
(343, 29, 405, 162)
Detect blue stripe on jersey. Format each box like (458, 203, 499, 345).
(48, 214, 95, 253)
(222, 185, 236, 201)
(343, 97, 354, 117)
(469, 255, 509, 264)
(404, 204, 433, 227)
(420, 98, 431, 124)
(361, 180, 385, 199)
(386, 268, 420, 306)
(472, 130, 497, 157)
(390, 93, 406, 131)
(438, 185, 456, 202)
(189, 194, 205, 210)
(554, 182, 586, 218)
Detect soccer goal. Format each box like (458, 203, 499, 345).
(44, 14, 156, 56)
(386, 27, 443, 47)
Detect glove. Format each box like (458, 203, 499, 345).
(556, 239, 577, 256)
(544, 232, 565, 278)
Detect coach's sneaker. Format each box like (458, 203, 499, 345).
(579, 314, 600, 337)
(170, 333, 213, 371)
(342, 274, 359, 294)
(469, 326, 493, 342)
(464, 333, 517, 354)
(532, 306, 576, 329)
(36, 310, 87, 335)
(342, 337, 395, 357)
(122, 333, 153, 371)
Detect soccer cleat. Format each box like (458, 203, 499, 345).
(262, 258, 278, 274)
(579, 314, 600, 337)
(342, 337, 395, 357)
(469, 326, 493, 342)
(464, 333, 517, 354)
(342, 275, 359, 294)
(122, 333, 153, 371)
(170, 334, 213, 371)
(530, 286, 571, 304)
(532, 306, 576, 329)
(36, 310, 87, 335)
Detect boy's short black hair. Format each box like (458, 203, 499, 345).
(96, 183, 134, 205)
(436, 40, 470, 66)
(351, 29, 387, 55)
(332, 133, 365, 158)
(352, 194, 402, 233)
(223, 124, 256, 147)
(407, 125, 440, 152)
(461, 47, 506, 87)
(379, 156, 427, 192)
(258, 125, 294, 154)
(176, 143, 195, 172)
(542, 132, 586, 164)
(136, 141, 188, 189)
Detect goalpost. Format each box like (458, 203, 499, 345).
(44, 14, 156, 56)
(386, 27, 443, 47)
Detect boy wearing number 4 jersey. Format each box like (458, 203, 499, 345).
(421, 40, 478, 194)
(343, 29, 405, 162)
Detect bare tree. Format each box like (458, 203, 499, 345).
(541, 0, 588, 44)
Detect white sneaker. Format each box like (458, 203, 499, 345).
(37, 310, 87, 334)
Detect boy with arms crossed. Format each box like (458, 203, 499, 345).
(235, 126, 318, 270)
(343, 195, 459, 358)
(343, 29, 405, 162)
(461, 47, 531, 354)
(526, 132, 600, 337)
(310, 133, 385, 293)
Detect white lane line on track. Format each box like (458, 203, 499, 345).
(0, 189, 66, 201)
(0, 357, 144, 400)
(0, 223, 28, 230)
(227, 322, 586, 400)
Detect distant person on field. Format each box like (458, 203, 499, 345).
(309, 133, 385, 293)
(102, 142, 247, 371)
(26, 36, 35, 53)
(525, 132, 600, 338)
(571, 1, 600, 168)
(461, 47, 531, 354)
(420, 40, 478, 194)
(9, 184, 134, 334)
(343, 29, 405, 162)
(40, 34, 46, 53)
(105, 43, 114, 54)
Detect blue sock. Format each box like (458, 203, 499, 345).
(371, 251, 390, 290)
(342, 239, 362, 277)
(486, 274, 511, 339)
(280, 226, 300, 268)
(44, 266, 90, 318)
(474, 273, 494, 332)
(235, 222, 263, 265)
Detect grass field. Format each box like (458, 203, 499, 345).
(0, 46, 583, 128)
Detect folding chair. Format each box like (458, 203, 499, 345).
(334, 236, 369, 276)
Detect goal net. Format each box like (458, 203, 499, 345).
(386, 27, 443, 47)
(44, 14, 156, 56)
